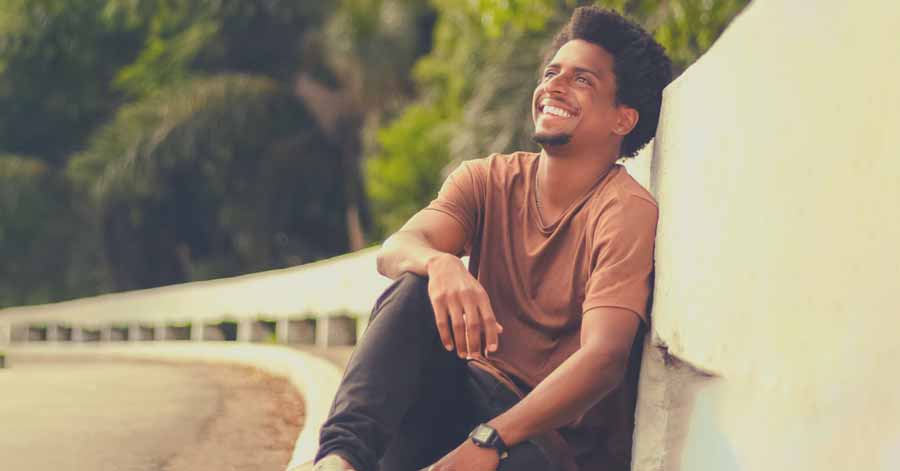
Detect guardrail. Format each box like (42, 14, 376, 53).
(0, 247, 392, 349)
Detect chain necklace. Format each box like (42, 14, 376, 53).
(534, 161, 615, 227)
(534, 166, 547, 226)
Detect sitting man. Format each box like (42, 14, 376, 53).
(314, 6, 672, 471)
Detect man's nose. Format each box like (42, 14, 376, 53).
(544, 73, 569, 95)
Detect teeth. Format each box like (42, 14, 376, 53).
(543, 105, 573, 118)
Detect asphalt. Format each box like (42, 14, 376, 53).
(0, 354, 302, 471)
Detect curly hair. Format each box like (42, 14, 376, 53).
(545, 7, 672, 158)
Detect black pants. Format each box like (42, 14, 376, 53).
(316, 273, 562, 471)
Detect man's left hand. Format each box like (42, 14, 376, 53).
(428, 439, 500, 471)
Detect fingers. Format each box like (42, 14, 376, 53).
(428, 272, 502, 359)
(462, 301, 483, 359)
(478, 297, 502, 354)
(430, 292, 468, 357)
(430, 298, 454, 352)
(448, 301, 468, 358)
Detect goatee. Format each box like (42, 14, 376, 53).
(532, 132, 572, 148)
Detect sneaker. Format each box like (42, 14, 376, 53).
(312, 454, 357, 471)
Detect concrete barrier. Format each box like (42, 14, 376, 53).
(5, 342, 343, 470)
(624, 0, 900, 470)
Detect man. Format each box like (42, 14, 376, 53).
(314, 6, 671, 471)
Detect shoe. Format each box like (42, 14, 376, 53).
(312, 454, 358, 471)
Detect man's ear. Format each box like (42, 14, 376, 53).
(613, 106, 639, 136)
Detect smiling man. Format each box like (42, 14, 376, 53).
(314, 7, 671, 471)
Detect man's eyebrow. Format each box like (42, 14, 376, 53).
(573, 66, 603, 79)
(544, 63, 603, 80)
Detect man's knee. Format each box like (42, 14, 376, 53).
(395, 272, 429, 298)
(369, 272, 433, 330)
(373, 272, 429, 312)
(499, 439, 564, 471)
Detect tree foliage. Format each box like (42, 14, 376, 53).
(0, 0, 144, 164)
(108, 0, 333, 97)
(0, 0, 748, 305)
(68, 75, 350, 288)
(0, 155, 105, 307)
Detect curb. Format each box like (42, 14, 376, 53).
(6, 342, 342, 471)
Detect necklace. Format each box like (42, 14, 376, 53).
(534, 167, 547, 226)
(534, 162, 615, 227)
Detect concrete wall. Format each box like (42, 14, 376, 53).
(627, 0, 900, 470)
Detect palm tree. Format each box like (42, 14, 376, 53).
(293, 0, 435, 249)
(69, 75, 349, 288)
(66, 0, 435, 290)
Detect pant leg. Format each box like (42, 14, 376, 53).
(316, 273, 471, 471)
(377, 355, 477, 471)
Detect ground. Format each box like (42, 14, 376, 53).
(0, 355, 304, 471)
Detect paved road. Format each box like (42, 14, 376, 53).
(0, 355, 303, 471)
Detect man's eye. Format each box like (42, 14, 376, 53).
(576, 76, 590, 85)
(543, 71, 556, 79)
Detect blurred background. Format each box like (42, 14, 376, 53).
(0, 0, 748, 308)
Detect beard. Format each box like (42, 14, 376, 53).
(531, 131, 572, 148)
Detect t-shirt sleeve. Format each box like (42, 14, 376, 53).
(422, 158, 488, 254)
(582, 195, 659, 323)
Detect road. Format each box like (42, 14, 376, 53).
(0, 354, 304, 471)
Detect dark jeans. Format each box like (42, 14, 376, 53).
(316, 273, 562, 471)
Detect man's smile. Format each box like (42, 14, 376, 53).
(537, 101, 579, 120)
(542, 105, 574, 118)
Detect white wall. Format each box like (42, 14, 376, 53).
(629, 1, 900, 470)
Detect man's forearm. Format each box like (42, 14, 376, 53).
(377, 231, 457, 279)
(487, 347, 626, 447)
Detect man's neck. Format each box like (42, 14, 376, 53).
(537, 144, 619, 213)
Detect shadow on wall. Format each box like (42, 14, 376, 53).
(676, 379, 740, 471)
(634, 341, 740, 471)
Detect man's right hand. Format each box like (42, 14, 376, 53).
(425, 253, 503, 359)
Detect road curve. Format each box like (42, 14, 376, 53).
(0, 355, 304, 471)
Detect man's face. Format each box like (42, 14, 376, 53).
(532, 39, 623, 150)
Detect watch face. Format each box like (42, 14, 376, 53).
(473, 426, 494, 442)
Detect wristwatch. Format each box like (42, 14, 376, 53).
(468, 423, 509, 460)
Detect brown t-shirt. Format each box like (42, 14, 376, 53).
(425, 152, 658, 470)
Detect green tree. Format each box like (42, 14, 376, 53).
(63, 0, 435, 291)
(1, 0, 434, 298)
(0, 0, 142, 304)
(68, 75, 348, 288)
(0, 0, 145, 165)
(294, 0, 436, 248)
(0, 155, 105, 307)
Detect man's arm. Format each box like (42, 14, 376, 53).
(486, 306, 640, 446)
(376, 209, 467, 280)
(376, 209, 503, 358)
(429, 306, 639, 470)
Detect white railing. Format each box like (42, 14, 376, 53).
(0, 247, 392, 348)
